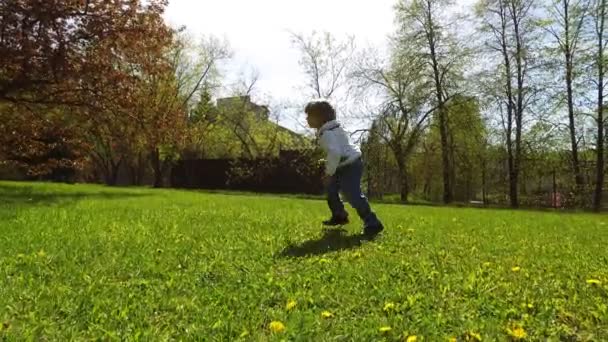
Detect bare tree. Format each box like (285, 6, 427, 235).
(290, 31, 356, 102)
(591, 0, 608, 210)
(544, 0, 590, 197)
(352, 48, 447, 202)
(176, 34, 232, 109)
(476, 0, 539, 208)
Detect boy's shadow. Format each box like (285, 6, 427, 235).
(279, 228, 370, 258)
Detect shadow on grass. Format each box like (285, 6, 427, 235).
(0, 184, 149, 207)
(279, 228, 375, 258)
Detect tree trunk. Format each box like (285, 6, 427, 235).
(105, 159, 121, 186)
(397, 160, 409, 203)
(594, 0, 606, 212)
(511, 0, 525, 209)
(465, 173, 471, 202)
(482, 158, 487, 205)
(448, 126, 457, 201)
(425, 0, 452, 204)
(151, 148, 163, 188)
(563, 1, 585, 199)
(129, 152, 145, 186)
(594, 105, 605, 212)
(508, 153, 518, 207)
(498, 0, 518, 208)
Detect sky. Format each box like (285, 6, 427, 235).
(164, 0, 474, 132)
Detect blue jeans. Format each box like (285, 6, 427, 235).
(326, 158, 380, 227)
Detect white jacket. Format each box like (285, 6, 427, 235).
(317, 120, 362, 176)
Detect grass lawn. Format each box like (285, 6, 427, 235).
(1, 181, 607, 341)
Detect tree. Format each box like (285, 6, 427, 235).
(361, 120, 395, 198)
(543, 0, 590, 198)
(352, 48, 444, 202)
(142, 33, 230, 187)
(409, 95, 487, 202)
(475, 0, 539, 207)
(395, 0, 465, 204)
(290, 30, 357, 131)
(189, 73, 306, 161)
(0, 104, 89, 178)
(1, 0, 174, 182)
(1, 0, 84, 104)
(290, 31, 356, 100)
(446, 96, 487, 201)
(591, 0, 607, 210)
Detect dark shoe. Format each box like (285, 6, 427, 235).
(323, 215, 349, 226)
(363, 222, 384, 238)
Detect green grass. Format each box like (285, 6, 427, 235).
(1, 181, 607, 341)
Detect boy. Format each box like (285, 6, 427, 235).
(305, 100, 384, 238)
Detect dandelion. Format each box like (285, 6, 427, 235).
(466, 331, 482, 341)
(286, 300, 297, 311)
(586, 279, 601, 285)
(268, 321, 285, 333)
(507, 326, 527, 340)
(383, 302, 396, 312)
(379, 326, 392, 333)
(321, 311, 334, 318)
(448, 338, 457, 342)
(511, 266, 521, 272)
(406, 335, 418, 342)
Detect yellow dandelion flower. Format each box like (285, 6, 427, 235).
(507, 326, 527, 339)
(383, 302, 396, 312)
(406, 335, 418, 342)
(527, 303, 534, 309)
(511, 266, 521, 272)
(466, 331, 482, 341)
(268, 321, 285, 333)
(586, 279, 601, 285)
(448, 338, 457, 342)
(286, 300, 297, 311)
(321, 311, 334, 318)
(379, 326, 392, 333)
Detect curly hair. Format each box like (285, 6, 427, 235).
(304, 99, 336, 121)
